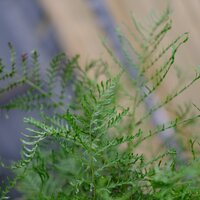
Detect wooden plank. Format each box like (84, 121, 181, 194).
(39, 0, 110, 65)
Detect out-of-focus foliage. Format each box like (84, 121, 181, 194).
(1, 8, 200, 200)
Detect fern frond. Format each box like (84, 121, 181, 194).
(46, 53, 65, 96)
(1, 8, 200, 200)
(0, 47, 80, 112)
(0, 176, 20, 200)
(31, 50, 41, 86)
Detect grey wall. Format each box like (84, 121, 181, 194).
(0, 1, 62, 197)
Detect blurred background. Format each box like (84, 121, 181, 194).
(0, 0, 200, 197)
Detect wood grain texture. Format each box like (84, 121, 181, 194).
(39, 0, 109, 64)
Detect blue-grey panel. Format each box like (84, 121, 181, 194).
(0, 1, 64, 198)
(0, 0, 62, 165)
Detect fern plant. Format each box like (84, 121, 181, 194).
(1, 9, 200, 200)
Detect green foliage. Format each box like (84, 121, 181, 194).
(0, 45, 79, 111)
(1, 8, 200, 200)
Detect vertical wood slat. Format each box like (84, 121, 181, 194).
(39, 0, 109, 65)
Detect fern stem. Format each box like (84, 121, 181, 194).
(136, 74, 200, 126)
(22, 76, 66, 112)
(134, 114, 200, 148)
